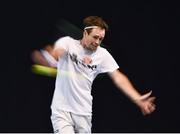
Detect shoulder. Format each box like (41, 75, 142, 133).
(97, 46, 111, 56)
(55, 36, 78, 46)
(56, 36, 76, 42)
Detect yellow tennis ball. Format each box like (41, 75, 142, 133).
(31, 64, 57, 77)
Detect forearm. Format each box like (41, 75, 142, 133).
(40, 49, 58, 67)
(110, 70, 141, 103)
(31, 50, 50, 66)
(31, 46, 66, 68)
(110, 70, 156, 115)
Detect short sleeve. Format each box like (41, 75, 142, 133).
(54, 36, 71, 51)
(99, 49, 119, 73)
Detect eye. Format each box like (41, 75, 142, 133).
(93, 36, 99, 40)
(93, 36, 103, 40)
(99, 37, 103, 41)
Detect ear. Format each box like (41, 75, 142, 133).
(83, 30, 88, 37)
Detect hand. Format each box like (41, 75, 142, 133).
(44, 45, 54, 55)
(31, 50, 50, 66)
(31, 45, 58, 67)
(135, 91, 156, 115)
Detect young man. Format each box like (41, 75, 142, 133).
(32, 16, 156, 133)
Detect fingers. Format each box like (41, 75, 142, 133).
(31, 50, 50, 66)
(142, 106, 155, 115)
(148, 96, 156, 103)
(150, 104, 156, 112)
(142, 102, 156, 115)
(44, 45, 54, 54)
(31, 50, 42, 63)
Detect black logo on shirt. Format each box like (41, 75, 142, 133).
(69, 53, 97, 70)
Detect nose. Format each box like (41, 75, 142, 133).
(95, 39, 100, 46)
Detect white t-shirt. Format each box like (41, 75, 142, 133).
(51, 36, 119, 116)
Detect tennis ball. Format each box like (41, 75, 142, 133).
(31, 64, 57, 77)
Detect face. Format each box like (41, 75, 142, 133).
(83, 27, 105, 51)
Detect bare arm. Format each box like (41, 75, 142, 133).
(31, 50, 50, 66)
(31, 45, 66, 67)
(109, 69, 141, 101)
(109, 69, 156, 115)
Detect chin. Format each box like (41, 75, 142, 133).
(91, 46, 98, 51)
(86, 45, 97, 51)
(90, 47, 97, 51)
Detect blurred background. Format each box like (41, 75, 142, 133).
(1, 0, 180, 132)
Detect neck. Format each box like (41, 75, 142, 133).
(80, 38, 86, 48)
